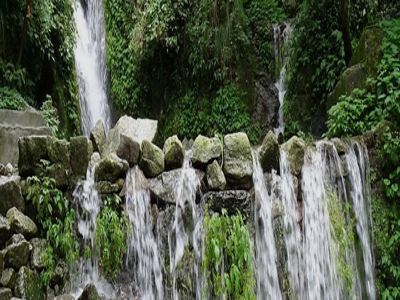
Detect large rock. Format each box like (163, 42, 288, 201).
(259, 131, 280, 173)
(163, 135, 185, 170)
(78, 284, 99, 300)
(103, 116, 157, 157)
(327, 26, 383, 109)
(46, 163, 68, 189)
(0, 269, 16, 289)
(202, 190, 253, 217)
(206, 160, 226, 191)
(4, 235, 30, 269)
(95, 179, 124, 194)
(251, 76, 279, 141)
(192, 135, 221, 168)
(148, 169, 205, 204)
(30, 238, 46, 270)
(48, 139, 70, 168)
(0, 180, 25, 216)
(0, 288, 12, 300)
(0, 216, 10, 248)
(18, 136, 53, 177)
(90, 120, 106, 155)
(117, 134, 140, 166)
(14, 266, 45, 300)
(6, 208, 37, 239)
(139, 141, 164, 178)
(223, 133, 253, 189)
(282, 136, 306, 176)
(70, 136, 93, 178)
(0, 108, 52, 165)
(95, 153, 129, 182)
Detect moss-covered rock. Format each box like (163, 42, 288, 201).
(139, 140, 165, 178)
(70, 136, 93, 178)
(163, 135, 185, 170)
(90, 120, 106, 155)
(48, 139, 70, 168)
(46, 163, 68, 190)
(206, 160, 226, 191)
(0, 269, 15, 289)
(282, 136, 306, 176)
(117, 133, 140, 166)
(6, 208, 37, 239)
(203, 190, 252, 217)
(18, 136, 53, 177)
(95, 154, 129, 183)
(223, 133, 253, 189)
(192, 135, 221, 168)
(14, 266, 45, 300)
(95, 179, 124, 194)
(4, 235, 30, 269)
(78, 284, 99, 300)
(259, 131, 280, 173)
(30, 238, 47, 270)
(0, 216, 10, 248)
(0, 180, 25, 216)
(0, 287, 12, 300)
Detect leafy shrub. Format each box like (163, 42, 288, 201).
(40, 96, 62, 138)
(0, 87, 26, 110)
(95, 195, 130, 280)
(203, 209, 255, 299)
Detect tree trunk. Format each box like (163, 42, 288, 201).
(339, 0, 352, 66)
(16, 0, 32, 69)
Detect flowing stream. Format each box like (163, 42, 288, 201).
(73, 0, 111, 136)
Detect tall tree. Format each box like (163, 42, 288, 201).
(16, 0, 32, 69)
(339, 0, 352, 66)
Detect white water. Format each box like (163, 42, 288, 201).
(252, 149, 283, 300)
(74, 0, 111, 136)
(280, 149, 303, 298)
(346, 143, 376, 300)
(168, 151, 204, 300)
(125, 167, 163, 300)
(273, 23, 292, 137)
(71, 153, 115, 299)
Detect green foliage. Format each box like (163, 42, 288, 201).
(326, 188, 355, 295)
(203, 208, 255, 299)
(0, 87, 27, 110)
(26, 170, 79, 288)
(95, 194, 130, 280)
(0, 0, 80, 136)
(40, 95, 62, 138)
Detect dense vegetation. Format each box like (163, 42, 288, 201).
(0, 0, 81, 137)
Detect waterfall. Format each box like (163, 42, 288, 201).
(73, 0, 111, 136)
(168, 151, 204, 300)
(252, 149, 283, 300)
(125, 167, 163, 300)
(273, 23, 292, 137)
(71, 153, 115, 299)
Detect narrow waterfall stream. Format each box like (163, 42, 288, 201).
(273, 23, 292, 136)
(252, 149, 283, 300)
(73, 0, 111, 136)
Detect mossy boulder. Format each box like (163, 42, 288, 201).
(282, 136, 306, 176)
(95, 154, 129, 183)
(78, 284, 99, 300)
(48, 139, 70, 168)
(6, 208, 37, 239)
(18, 136, 53, 177)
(4, 234, 30, 269)
(203, 190, 252, 217)
(0, 179, 25, 216)
(139, 140, 165, 178)
(0, 288, 12, 300)
(192, 135, 221, 168)
(163, 135, 185, 170)
(206, 160, 226, 191)
(116, 134, 140, 166)
(95, 179, 124, 194)
(90, 120, 106, 155)
(0, 216, 10, 248)
(259, 131, 280, 173)
(70, 136, 93, 178)
(14, 266, 45, 300)
(46, 163, 68, 190)
(0, 269, 15, 289)
(223, 133, 253, 189)
(30, 238, 47, 270)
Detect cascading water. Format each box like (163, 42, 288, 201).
(125, 167, 163, 300)
(346, 143, 376, 300)
(168, 151, 204, 300)
(73, 0, 111, 136)
(71, 153, 115, 298)
(280, 149, 303, 298)
(252, 149, 283, 300)
(273, 23, 292, 137)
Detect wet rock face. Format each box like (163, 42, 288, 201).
(206, 160, 226, 191)
(203, 190, 253, 217)
(259, 131, 280, 173)
(70, 136, 93, 179)
(282, 136, 306, 176)
(223, 133, 253, 189)
(78, 284, 99, 300)
(90, 120, 106, 155)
